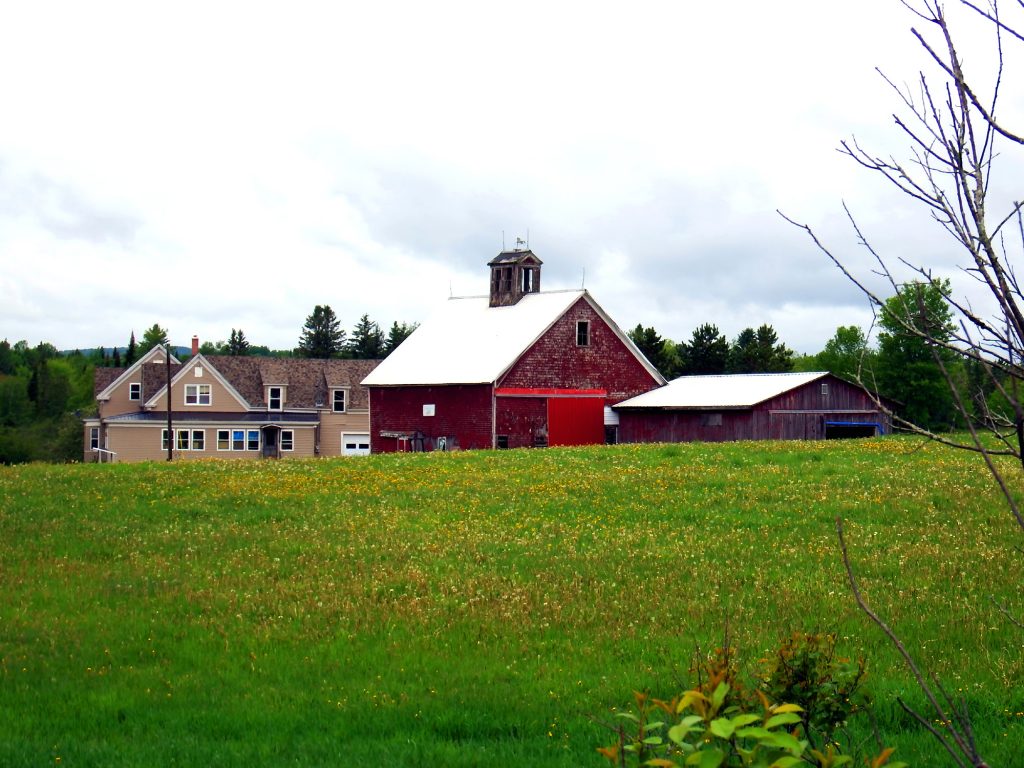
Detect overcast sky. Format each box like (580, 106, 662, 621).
(1, 1, 1021, 354)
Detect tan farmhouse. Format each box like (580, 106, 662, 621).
(84, 342, 379, 462)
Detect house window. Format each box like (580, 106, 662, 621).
(268, 386, 283, 411)
(129, 382, 141, 401)
(90, 427, 99, 450)
(162, 429, 169, 451)
(281, 430, 294, 451)
(192, 430, 205, 451)
(185, 383, 212, 406)
(176, 430, 191, 451)
(576, 320, 590, 347)
(232, 430, 245, 451)
(246, 430, 260, 451)
(332, 389, 346, 413)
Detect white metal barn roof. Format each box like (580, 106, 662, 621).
(363, 290, 587, 386)
(614, 372, 829, 410)
(362, 289, 663, 387)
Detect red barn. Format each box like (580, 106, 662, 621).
(614, 372, 891, 443)
(363, 250, 666, 452)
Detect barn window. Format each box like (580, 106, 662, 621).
(821, 382, 829, 397)
(576, 320, 590, 346)
(701, 413, 723, 427)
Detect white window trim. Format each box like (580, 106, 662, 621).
(185, 383, 212, 406)
(191, 429, 206, 451)
(217, 429, 231, 451)
(281, 429, 294, 452)
(268, 386, 284, 412)
(246, 429, 260, 452)
(129, 382, 141, 401)
(332, 388, 348, 413)
(90, 427, 100, 450)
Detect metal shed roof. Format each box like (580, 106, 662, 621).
(614, 372, 829, 410)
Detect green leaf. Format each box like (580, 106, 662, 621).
(667, 723, 695, 745)
(711, 682, 729, 711)
(760, 731, 805, 755)
(644, 721, 666, 732)
(708, 718, 735, 739)
(765, 712, 803, 730)
(730, 713, 761, 729)
(616, 712, 641, 723)
(769, 757, 803, 768)
(642, 736, 664, 746)
(735, 726, 772, 740)
(685, 747, 725, 768)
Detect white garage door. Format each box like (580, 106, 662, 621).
(341, 433, 371, 456)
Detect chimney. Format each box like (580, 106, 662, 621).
(192, 335, 199, 356)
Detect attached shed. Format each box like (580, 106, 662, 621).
(614, 372, 890, 443)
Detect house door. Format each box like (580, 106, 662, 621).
(262, 426, 280, 458)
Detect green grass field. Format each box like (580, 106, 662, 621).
(1, 438, 1022, 766)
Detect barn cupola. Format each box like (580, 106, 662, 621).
(487, 248, 542, 307)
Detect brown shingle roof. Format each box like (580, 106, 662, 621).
(204, 356, 380, 410)
(94, 367, 126, 396)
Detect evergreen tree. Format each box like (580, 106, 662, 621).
(141, 324, 170, 353)
(125, 331, 137, 366)
(348, 314, 384, 359)
(876, 280, 957, 430)
(383, 321, 417, 357)
(680, 324, 730, 375)
(728, 328, 759, 373)
(298, 305, 345, 358)
(0, 339, 14, 375)
(728, 325, 793, 373)
(227, 328, 250, 356)
(112, 348, 122, 367)
(627, 324, 669, 375)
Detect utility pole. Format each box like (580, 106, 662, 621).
(166, 340, 173, 461)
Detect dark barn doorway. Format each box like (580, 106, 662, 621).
(825, 421, 879, 439)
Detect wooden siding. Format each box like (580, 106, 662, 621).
(369, 384, 493, 453)
(318, 409, 372, 456)
(147, 365, 247, 413)
(495, 396, 547, 448)
(103, 423, 319, 462)
(498, 297, 659, 403)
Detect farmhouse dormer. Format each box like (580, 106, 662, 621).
(488, 249, 542, 307)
